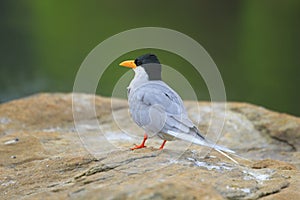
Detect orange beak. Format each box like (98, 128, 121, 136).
(119, 60, 136, 69)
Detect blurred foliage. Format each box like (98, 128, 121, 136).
(0, 0, 299, 116)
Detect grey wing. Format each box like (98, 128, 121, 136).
(129, 81, 198, 136)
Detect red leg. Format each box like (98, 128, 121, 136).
(131, 133, 148, 150)
(159, 140, 167, 150)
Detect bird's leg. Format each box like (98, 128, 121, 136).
(159, 140, 167, 150)
(130, 133, 148, 150)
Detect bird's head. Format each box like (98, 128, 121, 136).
(119, 53, 162, 80)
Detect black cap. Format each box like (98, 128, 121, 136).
(134, 54, 161, 80)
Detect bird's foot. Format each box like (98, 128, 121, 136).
(130, 144, 146, 150)
(130, 133, 148, 150)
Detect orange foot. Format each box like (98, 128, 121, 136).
(130, 133, 148, 150)
(130, 143, 146, 150)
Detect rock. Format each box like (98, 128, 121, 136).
(0, 93, 299, 200)
(251, 159, 297, 170)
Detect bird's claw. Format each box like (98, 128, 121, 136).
(130, 144, 146, 150)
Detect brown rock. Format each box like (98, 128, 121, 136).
(0, 93, 299, 200)
(251, 159, 297, 170)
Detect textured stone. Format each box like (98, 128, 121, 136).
(0, 93, 299, 200)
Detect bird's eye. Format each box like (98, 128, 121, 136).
(134, 59, 142, 66)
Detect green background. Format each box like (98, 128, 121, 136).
(1, 0, 299, 116)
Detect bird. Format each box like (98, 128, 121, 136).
(119, 53, 238, 164)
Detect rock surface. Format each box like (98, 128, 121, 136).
(0, 93, 299, 200)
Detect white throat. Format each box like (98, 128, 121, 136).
(128, 67, 149, 90)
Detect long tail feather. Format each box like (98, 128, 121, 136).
(215, 149, 239, 164)
(166, 130, 239, 164)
